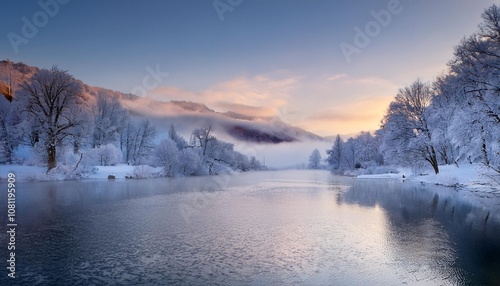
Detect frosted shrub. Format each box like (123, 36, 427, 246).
(154, 138, 180, 177)
(86, 144, 122, 166)
(22, 144, 46, 166)
(132, 165, 154, 179)
(59, 147, 80, 166)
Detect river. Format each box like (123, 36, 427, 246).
(1, 170, 499, 285)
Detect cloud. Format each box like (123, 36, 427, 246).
(326, 73, 348, 81)
(308, 112, 380, 122)
(124, 71, 399, 137)
(214, 102, 276, 118)
(148, 73, 300, 117)
(343, 76, 398, 88)
(274, 73, 399, 136)
(295, 93, 393, 136)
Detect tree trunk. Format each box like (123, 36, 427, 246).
(480, 126, 490, 167)
(73, 140, 80, 154)
(47, 128, 57, 171)
(429, 146, 439, 174)
(1, 121, 12, 164)
(47, 144, 57, 171)
(431, 160, 439, 174)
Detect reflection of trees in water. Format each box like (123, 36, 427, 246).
(341, 180, 500, 286)
(342, 180, 499, 233)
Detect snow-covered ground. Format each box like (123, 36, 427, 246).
(0, 165, 49, 181)
(0, 164, 163, 181)
(357, 164, 500, 194)
(86, 165, 162, 179)
(2, 163, 499, 198)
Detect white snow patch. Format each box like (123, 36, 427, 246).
(356, 163, 500, 196)
(0, 165, 48, 181)
(86, 164, 163, 179)
(357, 173, 405, 180)
(412, 164, 482, 187)
(0, 164, 164, 181)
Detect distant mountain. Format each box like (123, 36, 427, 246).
(121, 96, 325, 143)
(1, 60, 325, 144)
(0, 60, 38, 90)
(169, 101, 215, 113)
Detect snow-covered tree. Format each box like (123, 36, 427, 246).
(93, 90, 128, 148)
(86, 143, 122, 166)
(380, 80, 439, 174)
(154, 138, 180, 176)
(248, 156, 262, 170)
(123, 119, 157, 165)
(445, 5, 500, 172)
(190, 126, 231, 174)
(178, 147, 206, 176)
(343, 138, 358, 170)
(0, 96, 16, 163)
(19, 67, 92, 171)
(308, 149, 322, 169)
(169, 124, 187, 150)
(355, 131, 382, 166)
(429, 74, 461, 166)
(326, 135, 344, 171)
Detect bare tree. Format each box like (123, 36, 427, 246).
(0, 96, 16, 163)
(19, 66, 91, 171)
(154, 138, 180, 176)
(123, 119, 157, 165)
(93, 90, 128, 147)
(381, 80, 439, 174)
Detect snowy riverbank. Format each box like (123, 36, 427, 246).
(0, 164, 164, 181)
(2, 163, 499, 198)
(357, 164, 500, 195)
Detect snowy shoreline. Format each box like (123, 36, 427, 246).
(1, 164, 499, 198)
(356, 164, 500, 197)
(0, 164, 165, 182)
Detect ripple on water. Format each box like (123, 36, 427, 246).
(2, 171, 500, 285)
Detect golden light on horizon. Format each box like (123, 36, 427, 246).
(296, 95, 394, 136)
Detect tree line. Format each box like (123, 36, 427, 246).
(325, 5, 499, 175)
(0, 66, 263, 176)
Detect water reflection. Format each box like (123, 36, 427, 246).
(0, 171, 499, 285)
(341, 179, 500, 285)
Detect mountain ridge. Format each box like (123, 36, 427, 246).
(0, 60, 325, 144)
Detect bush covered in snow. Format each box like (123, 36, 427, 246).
(86, 144, 122, 166)
(131, 165, 158, 179)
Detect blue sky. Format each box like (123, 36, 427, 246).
(0, 0, 496, 136)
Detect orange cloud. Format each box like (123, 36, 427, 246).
(127, 72, 398, 137)
(297, 95, 394, 135)
(148, 74, 299, 117)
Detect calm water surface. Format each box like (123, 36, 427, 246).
(1, 170, 500, 285)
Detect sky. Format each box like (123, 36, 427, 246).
(0, 0, 496, 136)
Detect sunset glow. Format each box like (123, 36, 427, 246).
(1, 0, 495, 136)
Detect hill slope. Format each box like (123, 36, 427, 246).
(0, 60, 325, 144)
